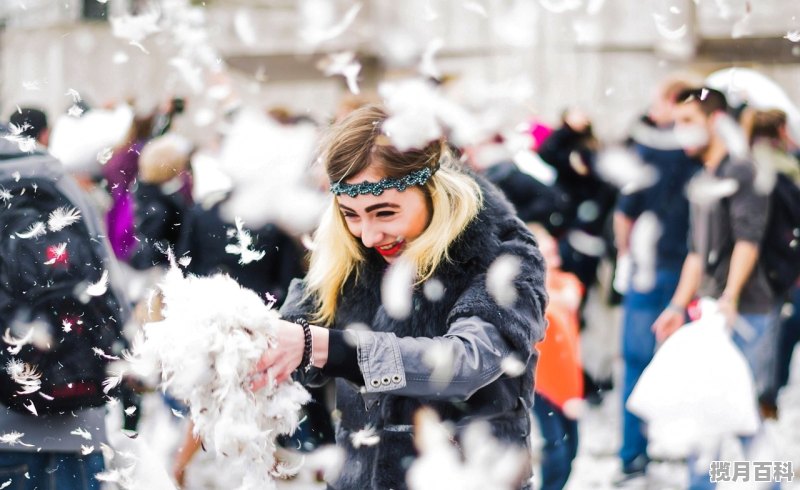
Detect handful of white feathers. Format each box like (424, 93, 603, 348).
(132, 264, 310, 489)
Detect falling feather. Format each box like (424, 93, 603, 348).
(300, 2, 362, 46)
(486, 255, 522, 307)
(0, 432, 33, 447)
(500, 354, 526, 378)
(350, 426, 380, 448)
(80, 445, 94, 455)
(23, 400, 37, 416)
(685, 174, 739, 207)
(44, 242, 67, 265)
(3, 328, 34, 355)
(178, 255, 192, 267)
(62, 320, 72, 333)
(407, 408, 529, 490)
(71, 427, 92, 440)
(85, 270, 109, 297)
(102, 374, 123, 394)
(381, 258, 414, 320)
(110, 10, 161, 44)
(3, 125, 37, 153)
(0, 187, 11, 203)
(596, 147, 659, 194)
(6, 360, 41, 396)
(419, 38, 444, 80)
(225, 218, 266, 265)
(16, 222, 46, 239)
(92, 347, 120, 361)
(65, 88, 81, 103)
(124, 406, 137, 416)
(318, 52, 361, 95)
(171, 408, 185, 419)
(785, 30, 800, 42)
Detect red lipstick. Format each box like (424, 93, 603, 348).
(376, 239, 405, 257)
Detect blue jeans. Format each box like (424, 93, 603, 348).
(0, 452, 104, 490)
(687, 311, 780, 490)
(533, 393, 579, 490)
(619, 268, 682, 469)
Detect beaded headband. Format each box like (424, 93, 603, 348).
(330, 165, 438, 197)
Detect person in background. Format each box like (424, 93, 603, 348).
(652, 88, 779, 490)
(529, 224, 584, 490)
(740, 108, 800, 418)
(128, 133, 194, 270)
(8, 107, 50, 147)
(612, 77, 702, 486)
(537, 108, 617, 404)
(103, 112, 154, 261)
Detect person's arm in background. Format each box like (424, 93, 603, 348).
(614, 212, 634, 256)
(719, 162, 769, 321)
(652, 252, 703, 342)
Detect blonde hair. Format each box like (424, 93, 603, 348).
(305, 105, 483, 325)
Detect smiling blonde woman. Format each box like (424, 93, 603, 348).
(252, 104, 548, 490)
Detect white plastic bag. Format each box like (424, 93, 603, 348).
(627, 298, 760, 459)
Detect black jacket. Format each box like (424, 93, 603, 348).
(281, 174, 548, 489)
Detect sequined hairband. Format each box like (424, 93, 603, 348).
(330, 165, 438, 197)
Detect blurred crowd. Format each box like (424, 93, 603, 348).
(2, 66, 800, 490)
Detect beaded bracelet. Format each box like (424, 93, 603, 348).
(296, 318, 314, 372)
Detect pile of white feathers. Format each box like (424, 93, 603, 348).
(131, 262, 310, 489)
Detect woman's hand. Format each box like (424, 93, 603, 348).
(250, 319, 305, 391)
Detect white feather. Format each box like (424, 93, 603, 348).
(5, 359, 41, 395)
(0, 187, 12, 203)
(486, 255, 522, 307)
(350, 426, 380, 448)
(92, 347, 120, 361)
(225, 218, 266, 265)
(48, 207, 82, 232)
(131, 267, 312, 488)
(81, 445, 94, 455)
(381, 258, 415, 320)
(70, 427, 92, 440)
(0, 431, 34, 447)
(15, 222, 46, 239)
(23, 400, 37, 416)
(85, 270, 109, 297)
(44, 242, 67, 265)
(102, 374, 123, 394)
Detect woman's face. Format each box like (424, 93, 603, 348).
(336, 166, 431, 263)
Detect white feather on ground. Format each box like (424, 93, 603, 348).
(130, 263, 311, 489)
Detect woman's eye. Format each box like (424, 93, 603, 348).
(343, 212, 358, 219)
(376, 211, 395, 218)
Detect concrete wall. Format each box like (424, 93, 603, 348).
(1, 0, 799, 143)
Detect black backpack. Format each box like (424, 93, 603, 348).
(0, 176, 126, 415)
(761, 173, 800, 297)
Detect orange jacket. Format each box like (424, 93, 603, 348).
(534, 270, 584, 410)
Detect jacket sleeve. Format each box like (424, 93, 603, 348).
(279, 278, 329, 388)
(347, 315, 513, 400)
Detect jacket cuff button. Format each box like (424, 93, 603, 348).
(391, 375, 401, 383)
(381, 376, 391, 386)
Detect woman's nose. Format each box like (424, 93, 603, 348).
(360, 221, 383, 249)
